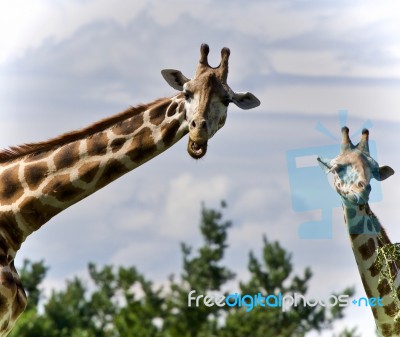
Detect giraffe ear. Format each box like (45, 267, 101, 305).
(231, 92, 260, 110)
(373, 165, 395, 181)
(161, 69, 190, 91)
(317, 157, 333, 173)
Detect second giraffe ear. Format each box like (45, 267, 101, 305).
(373, 165, 395, 181)
(161, 69, 190, 91)
(317, 157, 334, 173)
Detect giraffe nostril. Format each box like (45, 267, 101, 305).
(190, 119, 207, 131)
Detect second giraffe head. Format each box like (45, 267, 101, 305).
(162, 44, 260, 159)
(318, 127, 394, 205)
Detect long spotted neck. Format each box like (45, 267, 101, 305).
(0, 94, 187, 256)
(343, 200, 400, 336)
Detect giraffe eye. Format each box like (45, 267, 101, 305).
(183, 90, 193, 100)
(335, 164, 345, 173)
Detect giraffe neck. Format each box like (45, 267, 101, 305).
(343, 200, 400, 336)
(0, 94, 187, 256)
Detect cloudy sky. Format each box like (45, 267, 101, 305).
(1, 1, 400, 336)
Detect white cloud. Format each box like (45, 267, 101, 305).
(161, 173, 230, 238)
(109, 240, 175, 276)
(0, 0, 148, 64)
(258, 84, 400, 121)
(146, 0, 208, 26)
(114, 209, 155, 231)
(269, 50, 400, 78)
(268, 51, 345, 77)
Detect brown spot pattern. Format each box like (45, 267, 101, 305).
(368, 261, 380, 277)
(394, 321, 400, 335)
(42, 174, 84, 203)
(11, 262, 26, 320)
(350, 217, 365, 235)
(95, 159, 129, 189)
(381, 323, 392, 336)
(0, 166, 23, 205)
(19, 197, 61, 232)
(126, 127, 157, 163)
(0, 237, 7, 256)
(0, 212, 23, 251)
(161, 119, 181, 147)
(0, 319, 9, 334)
(166, 101, 179, 117)
(358, 238, 376, 260)
(149, 99, 170, 125)
(24, 163, 48, 190)
(384, 301, 398, 317)
(12, 290, 27, 321)
(1, 269, 16, 293)
(346, 207, 357, 219)
(87, 132, 108, 156)
(114, 113, 144, 136)
(53, 142, 80, 171)
(350, 234, 359, 240)
(78, 161, 101, 184)
(0, 262, 27, 334)
(110, 138, 126, 153)
(378, 279, 391, 297)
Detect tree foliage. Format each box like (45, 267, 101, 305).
(10, 202, 359, 337)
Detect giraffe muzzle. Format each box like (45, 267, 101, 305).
(187, 138, 208, 159)
(342, 189, 369, 205)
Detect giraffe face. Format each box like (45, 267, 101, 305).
(321, 151, 376, 204)
(182, 73, 230, 159)
(161, 44, 260, 159)
(318, 127, 394, 205)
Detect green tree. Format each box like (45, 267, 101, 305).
(220, 236, 354, 337)
(11, 202, 359, 337)
(162, 201, 235, 337)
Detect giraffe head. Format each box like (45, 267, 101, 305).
(318, 127, 394, 205)
(161, 44, 260, 159)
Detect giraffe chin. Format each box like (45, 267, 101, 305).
(343, 192, 368, 206)
(187, 139, 208, 159)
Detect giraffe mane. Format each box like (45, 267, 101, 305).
(0, 97, 170, 163)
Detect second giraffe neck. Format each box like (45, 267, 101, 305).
(343, 201, 400, 336)
(0, 94, 188, 255)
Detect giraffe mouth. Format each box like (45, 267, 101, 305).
(188, 138, 208, 159)
(349, 194, 368, 205)
(341, 189, 368, 205)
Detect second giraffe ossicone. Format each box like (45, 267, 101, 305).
(318, 127, 399, 337)
(0, 44, 260, 336)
